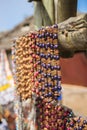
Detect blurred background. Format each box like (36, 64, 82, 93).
(0, 0, 87, 130)
(0, 0, 87, 32)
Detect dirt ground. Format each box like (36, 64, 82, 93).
(63, 84, 87, 116)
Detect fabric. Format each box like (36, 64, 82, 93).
(0, 118, 9, 130)
(0, 50, 15, 105)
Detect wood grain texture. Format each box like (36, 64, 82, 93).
(34, 0, 54, 28)
(58, 14, 87, 57)
(57, 0, 77, 23)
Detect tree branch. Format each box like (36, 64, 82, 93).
(58, 14, 87, 57)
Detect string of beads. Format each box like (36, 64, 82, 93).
(12, 24, 87, 130)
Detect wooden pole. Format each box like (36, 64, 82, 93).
(57, 0, 77, 23)
(34, 0, 55, 28)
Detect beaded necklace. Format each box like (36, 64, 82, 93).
(13, 24, 87, 130)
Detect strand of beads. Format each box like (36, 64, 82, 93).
(35, 24, 62, 103)
(13, 24, 87, 130)
(33, 25, 87, 130)
(14, 35, 35, 100)
(34, 25, 63, 130)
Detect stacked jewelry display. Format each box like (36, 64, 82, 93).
(12, 25, 87, 130)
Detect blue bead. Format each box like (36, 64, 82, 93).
(70, 123, 74, 127)
(54, 44, 58, 49)
(40, 53, 44, 58)
(47, 42, 50, 47)
(50, 44, 54, 49)
(41, 63, 46, 68)
(50, 54, 54, 60)
(58, 86, 62, 90)
(57, 94, 62, 100)
(83, 120, 87, 125)
(47, 63, 51, 68)
(41, 33, 45, 38)
(45, 83, 48, 87)
(77, 119, 81, 123)
(58, 76, 61, 80)
(39, 34, 42, 38)
(54, 75, 58, 80)
(47, 73, 51, 77)
(41, 43, 45, 48)
(45, 32, 50, 37)
(47, 53, 51, 58)
(48, 83, 52, 87)
(53, 24, 58, 28)
(40, 44, 43, 48)
(46, 65, 49, 69)
(39, 43, 42, 47)
(78, 126, 83, 130)
(53, 87, 58, 91)
(48, 92, 52, 97)
(47, 64, 51, 68)
(54, 55, 59, 60)
(53, 34, 58, 39)
(38, 79, 41, 83)
(41, 88, 45, 91)
(51, 66, 54, 70)
(45, 44, 48, 49)
(43, 73, 47, 78)
(50, 33, 53, 38)
(53, 86, 62, 91)
(56, 55, 60, 60)
(53, 55, 56, 59)
(51, 76, 54, 80)
(45, 55, 48, 59)
(74, 128, 77, 130)
(38, 78, 44, 83)
(54, 66, 57, 69)
(57, 66, 61, 70)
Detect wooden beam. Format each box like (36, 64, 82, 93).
(58, 14, 87, 57)
(34, 0, 55, 28)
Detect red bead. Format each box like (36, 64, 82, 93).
(31, 34, 35, 39)
(36, 89, 39, 95)
(34, 63, 37, 68)
(32, 79, 35, 82)
(32, 88, 36, 92)
(31, 69, 34, 72)
(35, 81, 39, 87)
(31, 45, 35, 49)
(30, 60, 33, 63)
(28, 33, 32, 37)
(32, 54, 36, 58)
(34, 72, 39, 77)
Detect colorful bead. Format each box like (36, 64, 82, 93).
(13, 24, 87, 130)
